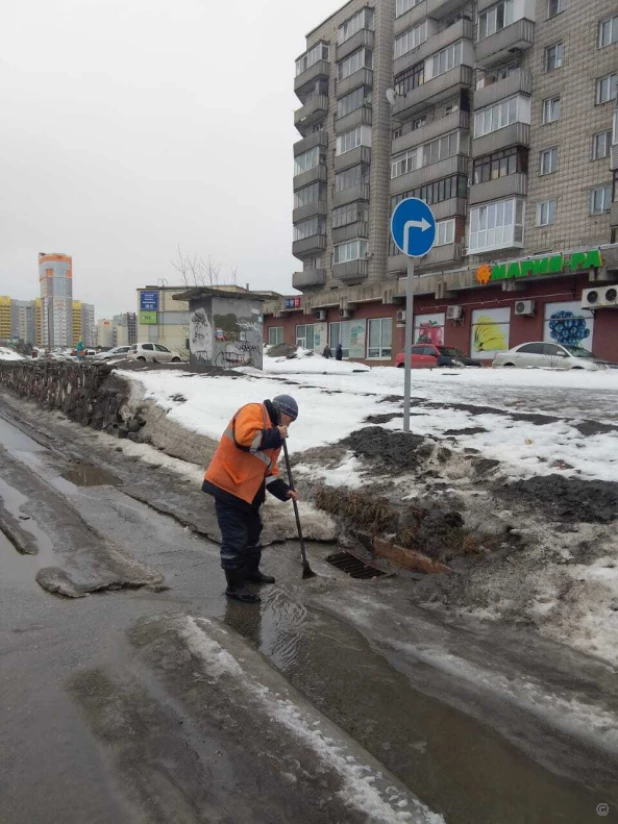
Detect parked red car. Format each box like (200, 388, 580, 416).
(395, 345, 483, 368)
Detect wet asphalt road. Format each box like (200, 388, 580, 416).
(1, 402, 617, 823)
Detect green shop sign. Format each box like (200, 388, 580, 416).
(475, 250, 603, 285)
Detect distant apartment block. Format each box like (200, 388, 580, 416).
(39, 252, 74, 347)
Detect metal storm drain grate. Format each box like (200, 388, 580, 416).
(326, 551, 387, 580)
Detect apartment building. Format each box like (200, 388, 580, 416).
(274, 0, 618, 363)
(72, 301, 96, 347)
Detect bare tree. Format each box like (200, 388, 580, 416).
(171, 245, 224, 287)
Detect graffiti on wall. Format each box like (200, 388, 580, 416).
(190, 307, 214, 364)
(213, 311, 263, 368)
(543, 301, 594, 352)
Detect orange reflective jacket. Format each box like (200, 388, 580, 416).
(204, 403, 280, 504)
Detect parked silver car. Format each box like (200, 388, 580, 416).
(95, 345, 132, 360)
(493, 342, 611, 371)
(128, 343, 184, 363)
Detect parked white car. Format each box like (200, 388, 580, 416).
(95, 346, 132, 360)
(493, 342, 613, 371)
(128, 343, 184, 363)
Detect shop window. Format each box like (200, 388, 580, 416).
(367, 318, 392, 360)
(268, 327, 284, 346)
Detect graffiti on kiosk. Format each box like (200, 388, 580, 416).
(190, 308, 213, 363)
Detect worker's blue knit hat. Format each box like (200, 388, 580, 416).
(273, 395, 298, 421)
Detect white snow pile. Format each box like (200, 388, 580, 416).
(0, 347, 23, 361)
(258, 346, 370, 375)
(180, 616, 444, 824)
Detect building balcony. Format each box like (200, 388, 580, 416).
(476, 19, 535, 69)
(474, 69, 533, 109)
(420, 242, 464, 268)
(431, 197, 468, 221)
(336, 29, 374, 62)
(335, 105, 372, 134)
(388, 254, 406, 274)
(292, 234, 327, 259)
(294, 59, 330, 97)
(293, 164, 327, 191)
(294, 95, 329, 136)
(332, 221, 369, 244)
(471, 122, 530, 157)
(393, 65, 473, 121)
(390, 154, 469, 197)
(292, 269, 326, 290)
(469, 173, 528, 205)
(334, 145, 372, 172)
(333, 183, 371, 207)
(611, 144, 618, 172)
(293, 130, 328, 157)
(292, 200, 327, 223)
(336, 67, 373, 99)
(394, 18, 473, 78)
(332, 259, 369, 282)
(392, 110, 470, 154)
(611, 201, 618, 227)
(394, 0, 470, 34)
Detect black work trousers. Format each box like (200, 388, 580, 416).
(215, 498, 263, 572)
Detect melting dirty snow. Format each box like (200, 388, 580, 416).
(180, 616, 444, 824)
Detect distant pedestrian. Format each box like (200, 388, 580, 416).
(322, 344, 332, 359)
(202, 395, 299, 604)
(335, 343, 343, 361)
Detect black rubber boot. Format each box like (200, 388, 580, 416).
(224, 569, 261, 604)
(245, 547, 275, 585)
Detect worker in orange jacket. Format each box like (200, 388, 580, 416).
(202, 395, 298, 603)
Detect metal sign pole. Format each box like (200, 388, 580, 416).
(403, 256, 414, 434)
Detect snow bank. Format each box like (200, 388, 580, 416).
(0, 347, 23, 361)
(258, 347, 370, 375)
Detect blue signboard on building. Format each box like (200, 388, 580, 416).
(140, 290, 159, 311)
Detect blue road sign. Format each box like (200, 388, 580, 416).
(391, 198, 436, 258)
(140, 290, 159, 311)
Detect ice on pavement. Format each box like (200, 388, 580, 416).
(180, 616, 444, 824)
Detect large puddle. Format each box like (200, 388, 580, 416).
(224, 545, 614, 824)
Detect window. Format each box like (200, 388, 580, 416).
(596, 73, 618, 104)
(536, 200, 556, 226)
(540, 147, 558, 175)
(339, 48, 372, 81)
(332, 202, 369, 228)
(268, 327, 284, 347)
(304, 256, 324, 270)
(542, 96, 561, 124)
(435, 219, 455, 246)
(473, 147, 527, 183)
(548, 0, 565, 18)
(142, 344, 154, 351)
(336, 125, 371, 155)
(474, 94, 530, 137)
(544, 42, 564, 71)
(296, 42, 329, 77)
(293, 217, 324, 241)
(367, 318, 392, 360)
(335, 164, 368, 192)
(294, 182, 321, 208)
(599, 16, 618, 48)
(296, 324, 320, 351)
(329, 321, 350, 358)
(468, 198, 525, 252)
(394, 62, 425, 96)
(338, 8, 374, 45)
(479, 1, 515, 40)
(614, 111, 618, 145)
(154, 344, 170, 352)
(614, 170, 618, 202)
(592, 131, 612, 160)
(294, 147, 320, 175)
(396, 0, 422, 16)
(590, 185, 611, 215)
(391, 130, 460, 178)
(394, 22, 428, 58)
(334, 239, 368, 264)
(336, 87, 369, 119)
(429, 41, 463, 78)
(391, 174, 467, 212)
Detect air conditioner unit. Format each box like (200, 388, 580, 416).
(446, 305, 463, 320)
(582, 286, 618, 308)
(396, 309, 406, 323)
(340, 308, 353, 319)
(315, 309, 327, 321)
(514, 299, 536, 317)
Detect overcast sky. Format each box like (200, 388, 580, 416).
(0, 0, 338, 318)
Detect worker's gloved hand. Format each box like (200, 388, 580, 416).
(277, 425, 289, 440)
(287, 489, 298, 501)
